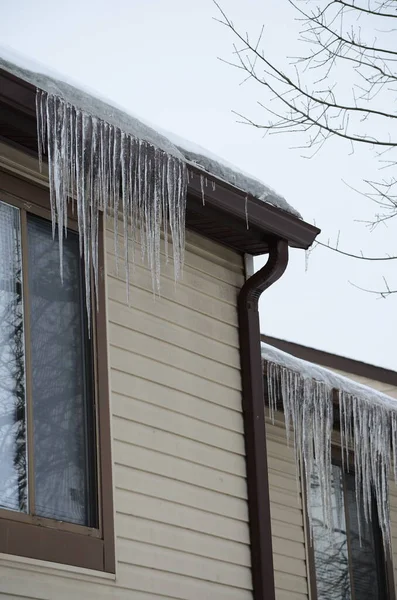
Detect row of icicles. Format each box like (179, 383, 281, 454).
(267, 361, 396, 553)
(36, 88, 251, 326)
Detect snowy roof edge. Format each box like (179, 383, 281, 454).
(0, 47, 301, 219)
(262, 342, 397, 410)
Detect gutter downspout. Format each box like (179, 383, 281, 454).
(238, 239, 289, 600)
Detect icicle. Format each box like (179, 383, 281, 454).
(36, 90, 43, 172)
(264, 355, 397, 556)
(200, 174, 205, 205)
(36, 89, 187, 318)
(245, 195, 249, 230)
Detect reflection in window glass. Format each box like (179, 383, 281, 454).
(310, 464, 351, 600)
(0, 201, 27, 512)
(27, 216, 96, 526)
(310, 463, 386, 600)
(345, 474, 380, 600)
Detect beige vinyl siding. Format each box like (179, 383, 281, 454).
(0, 196, 252, 599)
(266, 412, 309, 600)
(106, 224, 252, 598)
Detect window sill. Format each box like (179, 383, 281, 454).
(0, 552, 117, 583)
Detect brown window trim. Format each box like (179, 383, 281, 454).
(0, 169, 115, 573)
(302, 445, 396, 600)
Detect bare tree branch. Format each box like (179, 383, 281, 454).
(215, 0, 397, 295)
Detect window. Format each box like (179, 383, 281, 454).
(0, 170, 114, 573)
(308, 459, 392, 600)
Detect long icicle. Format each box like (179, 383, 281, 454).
(36, 88, 187, 316)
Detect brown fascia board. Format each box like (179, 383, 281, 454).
(261, 334, 397, 388)
(0, 68, 320, 251)
(0, 71, 36, 116)
(187, 164, 320, 251)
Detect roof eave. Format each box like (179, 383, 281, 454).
(0, 67, 320, 254)
(187, 163, 320, 252)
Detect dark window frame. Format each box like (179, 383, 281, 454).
(303, 444, 396, 600)
(0, 169, 115, 573)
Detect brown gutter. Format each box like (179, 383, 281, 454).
(187, 163, 320, 251)
(238, 239, 289, 600)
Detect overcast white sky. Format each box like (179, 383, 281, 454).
(1, 0, 395, 369)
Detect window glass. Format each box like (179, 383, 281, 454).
(345, 473, 381, 600)
(310, 464, 351, 599)
(310, 462, 386, 600)
(0, 201, 27, 513)
(27, 215, 96, 527)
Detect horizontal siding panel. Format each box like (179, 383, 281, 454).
(267, 437, 296, 460)
(105, 227, 244, 274)
(114, 440, 247, 498)
(0, 567, 177, 600)
(107, 257, 239, 327)
(117, 538, 252, 589)
(108, 298, 241, 369)
(269, 488, 302, 511)
(116, 513, 251, 566)
(106, 244, 240, 305)
(270, 504, 304, 528)
(109, 322, 241, 389)
(276, 591, 308, 600)
(269, 472, 300, 495)
(272, 537, 306, 561)
(111, 370, 244, 430)
(110, 346, 242, 408)
(274, 571, 308, 595)
(329, 368, 397, 399)
(273, 554, 306, 578)
(109, 277, 239, 348)
(381, 386, 397, 399)
(116, 489, 250, 544)
(113, 465, 248, 521)
(267, 455, 297, 478)
(267, 444, 297, 465)
(116, 563, 252, 600)
(113, 398, 246, 460)
(272, 521, 306, 544)
(389, 486, 397, 499)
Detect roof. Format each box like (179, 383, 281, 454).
(0, 46, 299, 217)
(0, 47, 319, 256)
(261, 341, 397, 410)
(261, 339, 397, 552)
(261, 334, 397, 388)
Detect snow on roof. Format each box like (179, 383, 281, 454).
(0, 45, 300, 218)
(164, 130, 300, 217)
(261, 342, 397, 409)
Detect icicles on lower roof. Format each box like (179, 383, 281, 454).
(262, 342, 397, 552)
